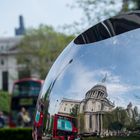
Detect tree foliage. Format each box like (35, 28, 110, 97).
(0, 91, 11, 114)
(133, 0, 140, 10)
(17, 25, 74, 79)
(103, 107, 136, 131)
(67, 0, 140, 34)
(70, 104, 79, 117)
(69, 0, 122, 32)
(122, 0, 140, 12)
(78, 113, 85, 133)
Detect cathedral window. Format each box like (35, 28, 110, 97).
(89, 115, 92, 129)
(98, 105, 100, 110)
(97, 92, 100, 98)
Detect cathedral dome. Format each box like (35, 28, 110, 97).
(85, 84, 107, 99)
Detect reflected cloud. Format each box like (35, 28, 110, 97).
(62, 62, 140, 107)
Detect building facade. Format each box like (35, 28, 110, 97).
(58, 98, 80, 115)
(79, 84, 114, 134)
(0, 15, 26, 93)
(0, 36, 22, 93)
(58, 84, 115, 134)
(0, 15, 40, 93)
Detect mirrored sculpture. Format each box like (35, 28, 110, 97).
(33, 11, 140, 140)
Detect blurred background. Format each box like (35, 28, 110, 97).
(0, 0, 140, 140)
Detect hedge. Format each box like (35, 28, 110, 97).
(0, 128, 32, 140)
(1, 128, 140, 140)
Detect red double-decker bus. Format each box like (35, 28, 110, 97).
(33, 113, 78, 140)
(9, 78, 44, 127)
(52, 114, 78, 140)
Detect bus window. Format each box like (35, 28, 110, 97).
(13, 81, 42, 96)
(57, 119, 72, 132)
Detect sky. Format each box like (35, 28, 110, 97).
(0, 0, 82, 37)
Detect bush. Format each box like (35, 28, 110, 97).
(0, 128, 32, 140)
(0, 91, 11, 114)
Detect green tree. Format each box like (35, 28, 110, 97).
(0, 91, 11, 114)
(78, 113, 85, 133)
(103, 107, 131, 131)
(67, 0, 140, 34)
(122, 0, 140, 12)
(122, 0, 129, 11)
(68, 0, 122, 33)
(109, 121, 123, 131)
(133, 0, 140, 10)
(103, 112, 113, 129)
(70, 104, 79, 117)
(17, 25, 74, 79)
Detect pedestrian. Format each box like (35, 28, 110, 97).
(22, 110, 31, 126)
(17, 107, 31, 127)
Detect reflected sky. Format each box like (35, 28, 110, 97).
(41, 28, 140, 114)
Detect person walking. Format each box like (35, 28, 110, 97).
(17, 107, 31, 127)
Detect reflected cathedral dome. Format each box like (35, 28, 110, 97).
(85, 84, 108, 99)
(33, 11, 140, 140)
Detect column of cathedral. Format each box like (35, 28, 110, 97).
(100, 114, 103, 134)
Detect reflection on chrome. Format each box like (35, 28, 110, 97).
(33, 11, 140, 140)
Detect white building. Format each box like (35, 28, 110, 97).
(79, 84, 114, 134)
(0, 16, 42, 93)
(58, 84, 115, 134)
(58, 98, 80, 115)
(0, 37, 22, 93)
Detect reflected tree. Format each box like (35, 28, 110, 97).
(78, 113, 85, 133)
(66, 0, 122, 33)
(66, 0, 140, 34)
(122, 0, 140, 11)
(103, 107, 133, 131)
(70, 104, 79, 117)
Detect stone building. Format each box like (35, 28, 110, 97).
(0, 15, 40, 93)
(58, 83, 115, 134)
(0, 15, 25, 93)
(79, 84, 114, 134)
(0, 36, 22, 92)
(58, 98, 80, 115)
